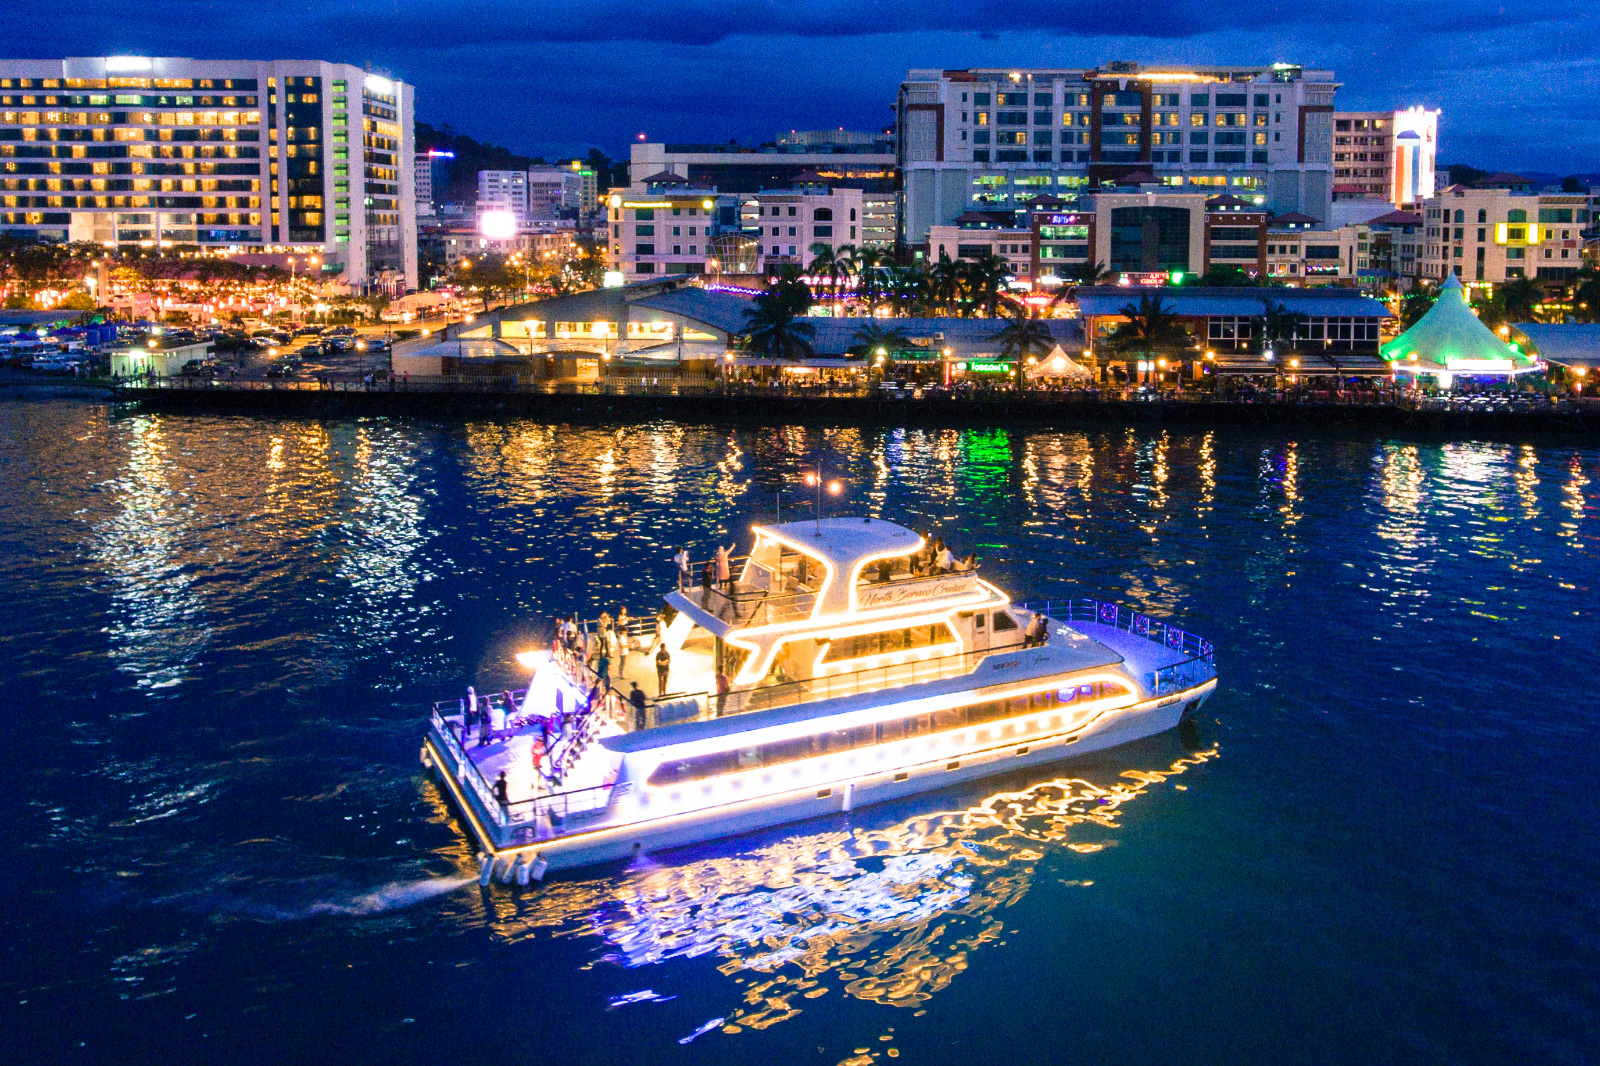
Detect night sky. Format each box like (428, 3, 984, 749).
(3, 0, 1596, 172)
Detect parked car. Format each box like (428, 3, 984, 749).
(298, 344, 323, 359)
(265, 364, 294, 379)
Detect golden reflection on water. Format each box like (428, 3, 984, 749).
(465, 747, 1215, 1041)
(90, 415, 212, 691)
(1515, 445, 1541, 521)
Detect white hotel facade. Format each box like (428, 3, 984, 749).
(897, 62, 1339, 243)
(0, 56, 417, 289)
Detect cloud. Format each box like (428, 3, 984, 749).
(0, 0, 1594, 168)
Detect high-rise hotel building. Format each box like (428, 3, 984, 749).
(0, 57, 416, 288)
(897, 62, 1338, 243)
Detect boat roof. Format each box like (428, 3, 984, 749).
(755, 517, 922, 569)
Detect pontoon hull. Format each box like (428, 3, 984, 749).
(424, 680, 1213, 874)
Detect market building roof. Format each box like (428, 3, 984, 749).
(1379, 275, 1538, 376)
(1507, 323, 1600, 369)
(1074, 286, 1388, 320)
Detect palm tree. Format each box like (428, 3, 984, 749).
(806, 242, 852, 308)
(927, 254, 962, 316)
(847, 322, 911, 360)
(1499, 276, 1542, 324)
(742, 279, 816, 360)
(959, 252, 1011, 317)
(1048, 260, 1112, 313)
(849, 246, 888, 316)
(1106, 292, 1193, 383)
(989, 307, 1056, 387)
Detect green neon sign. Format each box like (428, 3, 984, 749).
(967, 361, 1012, 373)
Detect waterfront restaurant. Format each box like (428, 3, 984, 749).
(1380, 274, 1539, 388)
(1074, 284, 1392, 383)
(391, 277, 753, 380)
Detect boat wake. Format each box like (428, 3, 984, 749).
(302, 875, 477, 917)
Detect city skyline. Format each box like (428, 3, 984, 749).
(1, 0, 1596, 172)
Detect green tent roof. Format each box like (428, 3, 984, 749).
(1380, 275, 1538, 375)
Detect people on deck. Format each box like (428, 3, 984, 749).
(596, 648, 611, 687)
(714, 543, 735, 590)
(877, 558, 893, 583)
(935, 542, 956, 573)
(655, 643, 672, 698)
(673, 546, 690, 585)
(715, 670, 730, 716)
(629, 682, 648, 730)
(699, 562, 715, 608)
(493, 772, 509, 806)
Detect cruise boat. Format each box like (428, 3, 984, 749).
(420, 517, 1218, 881)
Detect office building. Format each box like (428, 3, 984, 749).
(896, 62, 1338, 243)
(414, 148, 452, 218)
(0, 56, 415, 289)
(555, 159, 599, 215)
(927, 213, 1036, 280)
(477, 168, 528, 223)
(745, 184, 865, 267)
(526, 166, 582, 218)
(604, 173, 729, 281)
(1422, 178, 1593, 283)
(1331, 107, 1437, 207)
(631, 140, 895, 194)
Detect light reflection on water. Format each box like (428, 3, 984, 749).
(0, 403, 1595, 1066)
(473, 746, 1216, 1038)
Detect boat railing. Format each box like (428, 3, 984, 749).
(428, 705, 617, 834)
(676, 559, 818, 625)
(1014, 599, 1217, 696)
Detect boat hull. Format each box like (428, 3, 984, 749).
(424, 679, 1214, 874)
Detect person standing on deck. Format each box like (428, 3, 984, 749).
(714, 544, 735, 590)
(629, 682, 648, 730)
(596, 648, 612, 688)
(673, 546, 690, 587)
(715, 670, 730, 717)
(493, 772, 509, 806)
(936, 542, 956, 573)
(655, 643, 672, 698)
(699, 562, 714, 609)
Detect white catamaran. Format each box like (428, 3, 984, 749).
(421, 517, 1218, 881)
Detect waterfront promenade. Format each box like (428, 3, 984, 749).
(110, 375, 1600, 434)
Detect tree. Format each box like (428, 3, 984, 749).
(1499, 276, 1543, 324)
(1105, 292, 1194, 381)
(848, 246, 888, 317)
(742, 279, 816, 360)
(806, 243, 852, 307)
(1568, 267, 1600, 324)
(847, 322, 910, 360)
(1195, 264, 1257, 287)
(927, 254, 962, 316)
(1257, 300, 1304, 352)
(1471, 290, 1507, 330)
(1400, 286, 1436, 329)
(959, 252, 1011, 317)
(988, 307, 1056, 386)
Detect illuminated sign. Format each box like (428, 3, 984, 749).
(105, 56, 153, 72)
(966, 361, 1012, 373)
(622, 201, 674, 209)
(602, 271, 626, 288)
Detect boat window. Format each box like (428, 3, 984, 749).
(645, 678, 1135, 786)
(992, 612, 1019, 632)
(820, 622, 957, 664)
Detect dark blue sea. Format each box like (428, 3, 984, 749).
(1, 399, 1596, 1065)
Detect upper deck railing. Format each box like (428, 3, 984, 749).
(676, 553, 983, 626)
(1014, 599, 1217, 696)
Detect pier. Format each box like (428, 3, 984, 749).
(110, 376, 1600, 434)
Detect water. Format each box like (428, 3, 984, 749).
(1, 400, 1596, 1065)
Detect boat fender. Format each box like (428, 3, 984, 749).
(495, 856, 514, 884)
(842, 782, 855, 813)
(530, 855, 549, 883)
(514, 855, 532, 886)
(477, 852, 494, 887)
